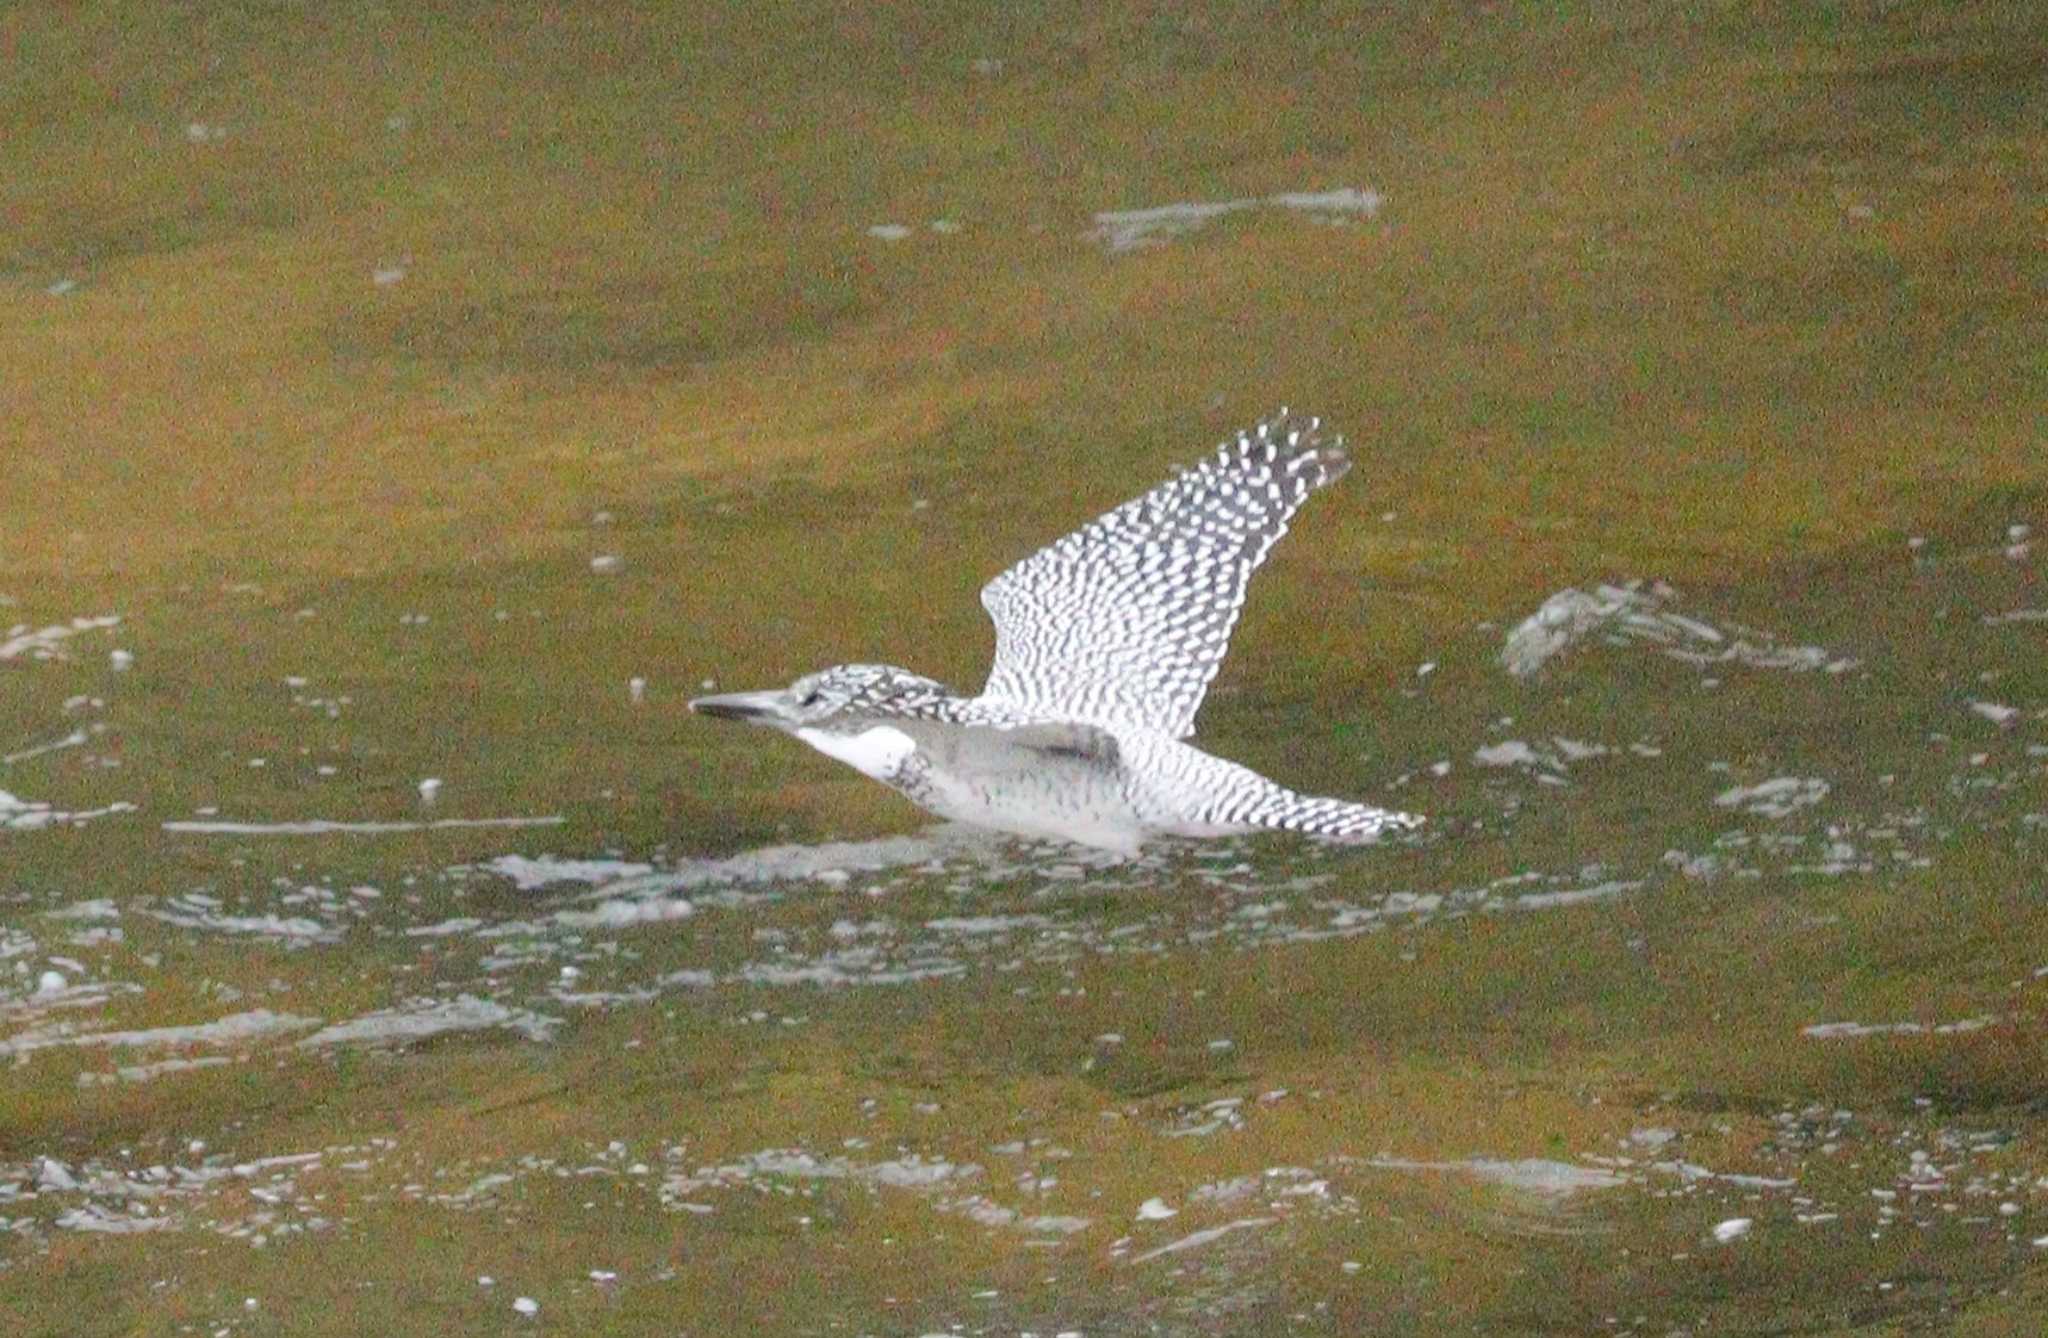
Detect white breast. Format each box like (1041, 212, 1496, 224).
(795, 725, 918, 781)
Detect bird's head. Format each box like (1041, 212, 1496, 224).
(688, 663, 955, 732)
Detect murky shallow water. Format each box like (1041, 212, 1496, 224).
(4, 515, 2043, 1332)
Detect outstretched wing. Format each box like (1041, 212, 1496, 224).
(978, 412, 1351, 738)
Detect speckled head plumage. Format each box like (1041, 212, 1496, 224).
(789, 664, 959, 723)
(689, 663, 960, 732)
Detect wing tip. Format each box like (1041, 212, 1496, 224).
(1243, 408, 1349, 485)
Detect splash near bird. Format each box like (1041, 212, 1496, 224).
(691, 413, 1422, 856)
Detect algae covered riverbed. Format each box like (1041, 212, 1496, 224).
(4, 2, 2046, 1333)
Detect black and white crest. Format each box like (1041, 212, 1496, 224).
(977, 411, 1349, 738)
(788, 664, 959, 721)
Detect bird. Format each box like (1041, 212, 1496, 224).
(690, 411, 1423, 856)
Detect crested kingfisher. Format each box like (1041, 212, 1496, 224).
(691, 412, 1421, 856)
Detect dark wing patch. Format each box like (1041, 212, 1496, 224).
(1004, 722, 1121, 765)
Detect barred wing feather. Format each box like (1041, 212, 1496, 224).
(978, 412, 1351, 738)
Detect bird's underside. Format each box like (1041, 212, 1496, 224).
(873, 715, 1415, 857)
(689, 412, 1423, 854)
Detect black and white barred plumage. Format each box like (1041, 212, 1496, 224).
(979, 414, 1350, 738)
(691, 412, 1421, 855)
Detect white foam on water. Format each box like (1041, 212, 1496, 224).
(230, 1151, 328, 1176)
(1268, 187, 1386, 215)
(10, 1143, 360, 1242)
(77, 1055, 237, 1086)
(484, 828, 997, 918)
(943, 1195, 1092, 1235)
(0, 615, 121, 662)
(666, 1149, 982, 1194)
(1366, 1156, 1628, 1197)
(0, 1008, 321, 1059)
(551, 897, 696, 929)
(730, 946, 966, 988)
(41, 899, 119, 922)
(922, 914, 1053, 935)
(1179, 1166, 1322, 1210)
(52, 1203, 176, 1234)
(1162, 1096, 1249, 1139)
(1089, 199, 1247, 251)
(1501, 583, 1856, 679)
(1498, 879, 1645, 911)
(478, 855, 654, 891)
(662, 828, 984, 888)
(295, 995, 560, 1049)
(1714, 777, 1831, 819)
(3, 728, 90, 765)
(1969, 701, 2019, 726)
(1088, 187, 1384, 253)
(1474, 740, 1544, 768)
(1472, 738, 1615, 774)
(1190, 1175, 1260, 1204)
(549, 985, 660, 1008)
(1127, 1216, 1278, 1263)
(1801, 1017, 1994, 1039)
(146, 898, 342, 947)
(0, 977, 142, 1025)
(405, 917, 485, 938)
(1290, 874, 1643, 946)
(1, 790, 138, 831)
(1641, 1160, 1797, 1190)
(660, 1148, 1096, 1242)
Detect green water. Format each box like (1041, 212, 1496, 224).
(4, 3, 2046, 1334)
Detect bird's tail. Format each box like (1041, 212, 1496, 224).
(1240, 790, 1424, 844)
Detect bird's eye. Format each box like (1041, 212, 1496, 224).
(800, 691, 822, 708)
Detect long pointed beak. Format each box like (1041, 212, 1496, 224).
(688, 689, 795, 726)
